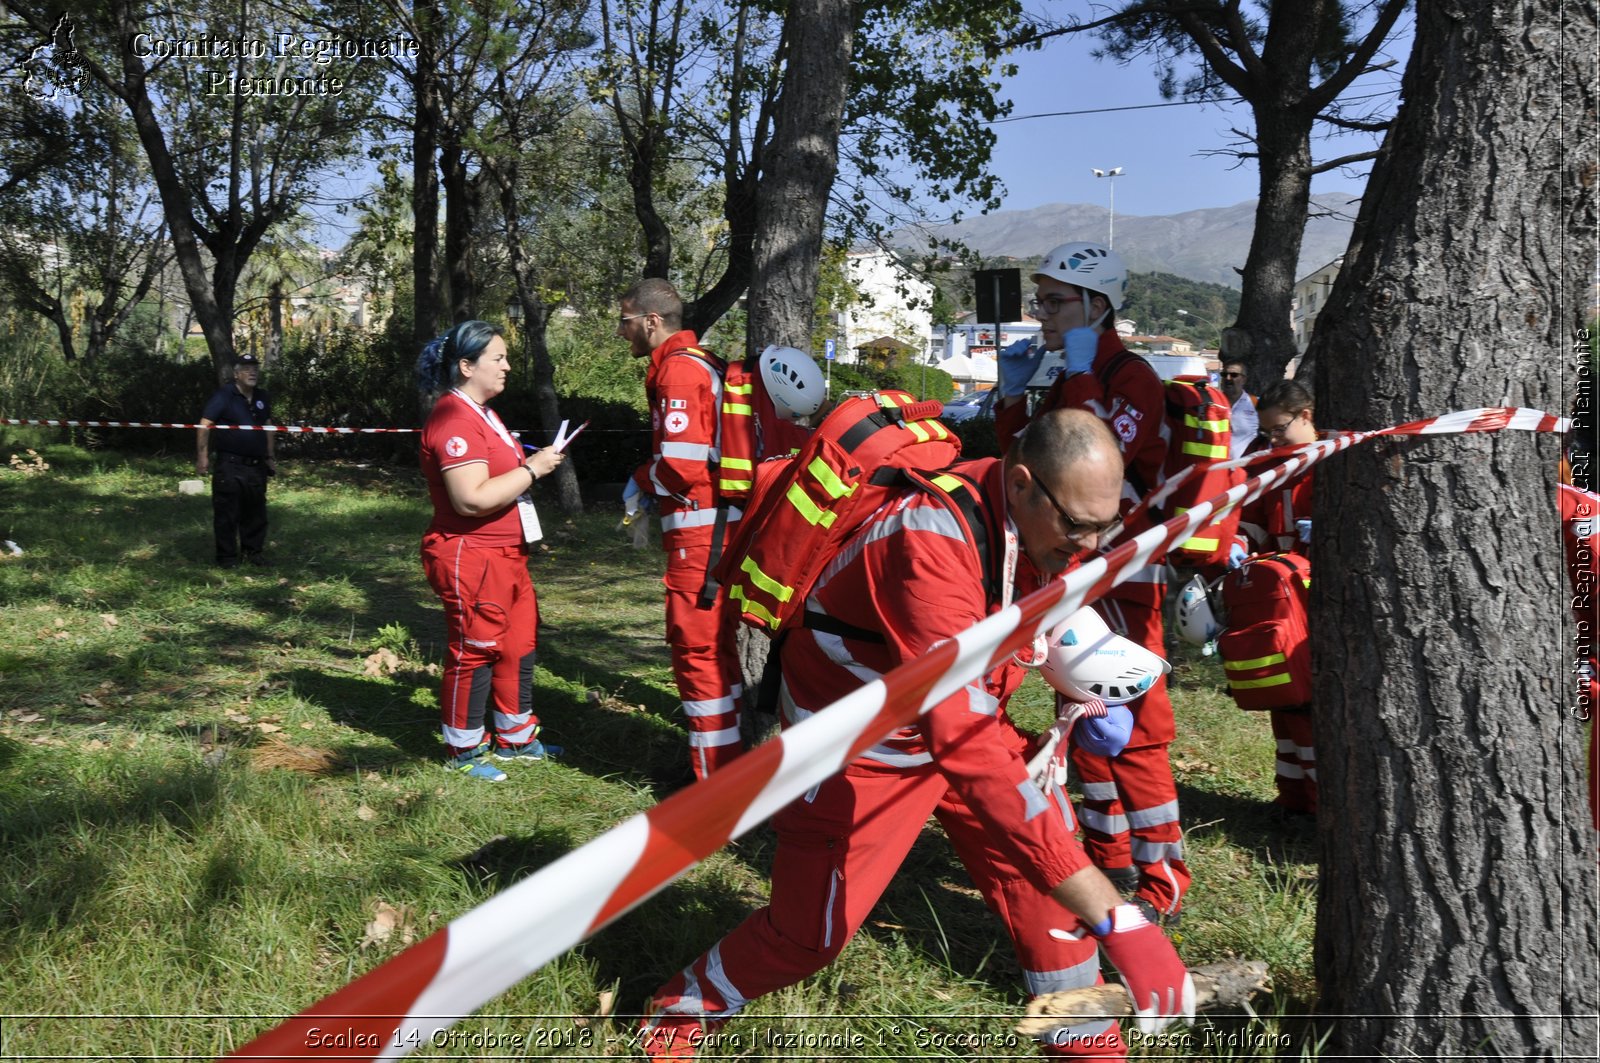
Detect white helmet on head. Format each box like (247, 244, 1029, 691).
(759, 345, 825, 423)
(1039, 605, 1170, 705)
(1033, 242, 1127, 310)
(1175, 575, 1222, 646)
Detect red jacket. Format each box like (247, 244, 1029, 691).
(777, 458, 1091, 893)
(633, 330, 730, 549)
(997, 331, 1169, 604)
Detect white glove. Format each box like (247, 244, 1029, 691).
(997, 339, 1045, 398)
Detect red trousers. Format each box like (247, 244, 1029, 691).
(1070, 595, 1190, 917)
(1269, 707, 1317, 814)
(421, 534, 539, 754)
(664, 543, 744, 780)
(645, 756, 1125, 1058)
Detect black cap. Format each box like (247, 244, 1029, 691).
(235, 353, 260, 366)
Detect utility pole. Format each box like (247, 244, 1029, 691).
(1092, 167, 1124, 248)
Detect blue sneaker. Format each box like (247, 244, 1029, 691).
(491, 738, 562, 762)
(446, 744, 507, 782)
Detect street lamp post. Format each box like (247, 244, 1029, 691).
(1177, 308, 1219, 353)
(1091, 167, 1124, 248)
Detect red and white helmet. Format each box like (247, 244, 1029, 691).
(759, 345, 825, 423)
(1174, 575, 1223, 646)
(1039, 606, 1170, 704)
(1033, 242, 1128, 310)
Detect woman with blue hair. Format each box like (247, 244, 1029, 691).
(416, 320, 566, 781)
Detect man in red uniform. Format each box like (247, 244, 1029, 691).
(641, 410, 1194, 1060)
(620, 279, 744, 780)
(995, 243, 1190, 925)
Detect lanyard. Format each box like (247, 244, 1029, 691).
(450, 389, 519, 454)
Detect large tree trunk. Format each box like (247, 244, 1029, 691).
(411, 0, 444, 346)
(1224, 107, 1313, 384)
(745, 0, 853, 353)
(440, 143, 479, 322)
(1309, 1, 1597, 1057)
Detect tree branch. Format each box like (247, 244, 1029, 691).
(1310, 150, 1379, 174)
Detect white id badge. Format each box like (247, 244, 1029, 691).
(517, 497, 543, 544)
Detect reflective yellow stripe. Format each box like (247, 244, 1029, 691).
(1182, 441, 1229, 459)
(927, 419, 950, 439)
(1184, 414, 1229, 434)
(930, 473, 964, 493)
(786, 482, 838, 528)
(904, 419, 931, 442)
(1224, 653, 1288, 671)
(729, 586, 783, 629)
(737, 556, 794, 604)
(1229, 673, 1294, 690)
(722, 401, 753, 416)
(725, 381, 753, 395)
(719, 478, 753, 493)
(1177, 536, 1219, 552)
(806, 457, 854, 500)
(878, 393, 903, 408)
(720, 457, 753, 471)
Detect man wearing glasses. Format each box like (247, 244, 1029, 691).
(641, 410, 1194, 1060)
(1218, 361, 1259, 459)
(619, 278, 746, 781)
(994, 242, 1190, 929)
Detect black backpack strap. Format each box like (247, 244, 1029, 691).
(698, 504, 731, 607)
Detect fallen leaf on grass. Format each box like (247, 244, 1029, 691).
(363, 648, 401, 676)
(360, 901, 414, 949)
(99, 614, 118, 628)
(13, 712, 42, 724)
(225, 712, 251, 724)
(255, 722, 283, 734)
(85, 739, 106, 751)
(78, 693, 103, 709)
(356, 804, 377, 821)
(594, 990, 616, 1019)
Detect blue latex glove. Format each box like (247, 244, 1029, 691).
(1075, 703, 1135, 758)
(997, 339, 1046, 398)
(1227, 540, 1248, 570)
(1064, 327, 1098, 375)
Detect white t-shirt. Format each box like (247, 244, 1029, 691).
(1229, 391, 1259, 459)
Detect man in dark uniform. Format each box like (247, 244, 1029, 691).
(196, 353, 276, 567)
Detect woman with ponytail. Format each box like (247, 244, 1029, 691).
(417, 321, 566, 781)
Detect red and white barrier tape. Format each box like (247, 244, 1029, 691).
(1, 417, 649, 435)
(223, 407, 1565, 1061)
(1, 417, 417, 434)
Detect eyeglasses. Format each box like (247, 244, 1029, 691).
(618, 313, 648, 326)
(1028, 468, 1122, 543)
(1220, 371, 1243, 379)
(1260, 414, 1299, 439)
(1027, 294, 1082, 317)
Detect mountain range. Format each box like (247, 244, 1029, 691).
(891, 193, 1360, 289)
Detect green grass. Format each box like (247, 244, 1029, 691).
(0, 444, 1324, 1059)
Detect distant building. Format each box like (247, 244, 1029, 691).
(1124, 334, 1195, 356)
(1293, 256, 1344, 354)
(836, 251, 933, 365)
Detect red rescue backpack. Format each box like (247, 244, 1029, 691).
(1216, 551, 1313, 710)
(1098, 354, 1244, 570)
(715, 390, 963, 635)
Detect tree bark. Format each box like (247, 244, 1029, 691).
(745, 0, 853, 353)
(1309, 2, 1597, 1057)
(412, 0, 444, 346)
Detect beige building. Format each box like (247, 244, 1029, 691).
(1293, 256, 1344, 354)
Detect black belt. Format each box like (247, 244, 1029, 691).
(218, 453, 266, 466)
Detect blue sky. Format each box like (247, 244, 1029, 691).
(978, 15, 1415, 218)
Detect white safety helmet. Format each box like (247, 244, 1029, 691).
(1032, 242, 1127, 310)
(1174, 575, 1223, 646)
(1039, 606, 1170, 705)
(759, 345, 826, 423)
